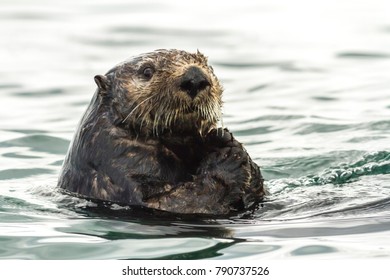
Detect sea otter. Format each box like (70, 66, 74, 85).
(58, 49, 265, 215)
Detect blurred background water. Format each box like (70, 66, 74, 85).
(1, 0, 390, 259)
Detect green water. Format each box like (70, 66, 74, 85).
(0, 0, 390, 259)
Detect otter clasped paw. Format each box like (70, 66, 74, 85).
(206, 128, 244, 149)
(200, 145, 250, 189)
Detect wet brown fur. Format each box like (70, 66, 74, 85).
(58, 49, 265, 215)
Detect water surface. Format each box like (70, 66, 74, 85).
(1, 0, 390, 259)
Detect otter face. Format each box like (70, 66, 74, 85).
(98, 49, 223, 137)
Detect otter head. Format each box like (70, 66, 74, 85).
(94, 49, 223, 137)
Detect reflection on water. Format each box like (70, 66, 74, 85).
(1, 0, 390, 259)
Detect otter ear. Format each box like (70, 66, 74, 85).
(94, 75, 109, 93)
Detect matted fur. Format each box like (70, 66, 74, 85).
(58, 49, 265, 216)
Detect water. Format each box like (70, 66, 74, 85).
(1, 0, 390, 259)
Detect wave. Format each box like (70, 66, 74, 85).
(261, 151, 390, 220)
(308, 150, 390, 185)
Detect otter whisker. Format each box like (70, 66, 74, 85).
(122, 96, 153, 123)
(219, 108, 224, 137)
(200, 104, 206, 119)
(169, 110, 175, 129)
(147, 99, 162, 136)
(165, 109, 173, 129)
(173, 109, 178, 128)
(139, 106, 152, 134)
(153, 108, 164, 136)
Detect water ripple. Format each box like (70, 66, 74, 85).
(337, 51, 390, 59)
(263, 151, 390, 220)
(109, 26, 229, 37)
(0, 168, 54, 180)
(214, 61, 293, 69)
(311, 151, 390, 185)
(0, 135, 69, 155)
(13, 88, 65, 97)
(295, 123, 351, 135)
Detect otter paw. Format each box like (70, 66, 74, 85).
(206, 128, 243, 149)
(200, 146, 250, 187)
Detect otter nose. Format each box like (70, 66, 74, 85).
(180, 66, 210, 99)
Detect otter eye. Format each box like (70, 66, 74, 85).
(142, 67, 154, 80)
